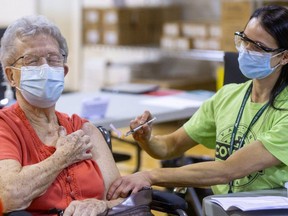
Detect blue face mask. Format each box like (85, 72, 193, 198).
(238, 49, 281, 79)
(15, 64, 64, 108)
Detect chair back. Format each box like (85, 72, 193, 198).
(97, 126, 112, 150)
(223, 52, 249, 85)
(0, 28, 6, 102)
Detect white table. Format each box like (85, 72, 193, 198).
(56, 90, 213, 128)
(56, 90, 213, 172)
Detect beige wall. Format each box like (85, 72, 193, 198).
(38, 0, 81, 91)
(0, 0, 36, 27)
(0, 0, 222, 92)
(0, 0, 81, 91)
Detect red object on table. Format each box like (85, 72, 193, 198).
(145, 89, 184, 96)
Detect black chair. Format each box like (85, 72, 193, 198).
(0, 28, 7, 108)
(109, 135, 142, 173)
(0, 63, 6, 109)
(223, 52, 249, 85)
(161, 155, 213, 216)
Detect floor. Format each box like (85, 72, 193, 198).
(111, 120, 215, 215)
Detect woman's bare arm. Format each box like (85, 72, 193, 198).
(82, 122, 121, 195)
(0, 128, 93, 212)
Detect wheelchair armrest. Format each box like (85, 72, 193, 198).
(151, 189, 188, 214)
(4, 211, 32, 216)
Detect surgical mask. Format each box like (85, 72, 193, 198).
(15, 64, 64, 108)
(238, 49, 282, 79)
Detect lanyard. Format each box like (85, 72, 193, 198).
(229, 84, 269, 156)
(227, 83, 287, 193)
(228, 84, 269, 193)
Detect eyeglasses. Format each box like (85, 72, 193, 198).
(11, 53, 66, 67)
(234, 31, 285, 53)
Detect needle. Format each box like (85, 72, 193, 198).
(125, 117, 157, 137)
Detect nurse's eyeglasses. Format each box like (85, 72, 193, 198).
(234, 31, 285, 53)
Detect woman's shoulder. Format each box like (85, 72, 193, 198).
(55, 111, 88, 132)
(0, 103, 23, 121)
(219, 81, 251, 93)
(215, 81, 251, 98)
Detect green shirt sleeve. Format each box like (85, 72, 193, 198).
(257, 93, 288, 166)
(183, 91, 218, 149)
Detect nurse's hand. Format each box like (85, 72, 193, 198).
(130, 110, 154, 144)
(106, 171, 152, 200)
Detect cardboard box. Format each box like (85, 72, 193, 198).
(221, 0, 254, 51)
(82, 8, 103, 45)
(161, 6, 182, 23)
(181, 22, 207, 38)
(193, 38, 221, 50)
(221, 0, 254, 21)
(82, 6, 182, 46)
(220, 0, 288, 51)
(262, 0, 288, 8)
(208, 23, 222, 38)
(102, 26, 125, 45)
(176, 37, 194, 50)
(163, 22, 181, 37)
(83, 8, 102, 26)
(221, 22, 247, 52)
(102, 24, 146, 45)
(83, 26, 102, 45)
(102, 7, 142, 25)
(160, 36, 177, 50)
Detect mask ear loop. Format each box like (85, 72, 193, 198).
(15, 86, 23, 92)
(270, 50, 287, 69)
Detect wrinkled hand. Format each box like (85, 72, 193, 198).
(130, 111, 154, 144)
(55, 126, 93, 166)
(63, 198, 107, 216)
(106, 171, 152, 200)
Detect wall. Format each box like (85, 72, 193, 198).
(0, 0, 36, 27)
(37, 0, 81, 91)
(0, 0, 222, 92)
(80, 0, 222, 92)
(0, 0, 81, 91)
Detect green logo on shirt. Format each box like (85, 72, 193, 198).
(215, 124, 264, 189)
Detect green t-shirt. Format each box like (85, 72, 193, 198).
(184, 80, 288, 194)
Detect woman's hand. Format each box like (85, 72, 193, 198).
(130, 111, 154, 144)
(106, 171, 152, 200)
(55, 127, 93, 167)
(63, 198, 108, 216)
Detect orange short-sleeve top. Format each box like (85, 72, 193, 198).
(0, 103, 105, 214)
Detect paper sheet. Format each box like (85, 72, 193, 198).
(140, 96, 203, 109)
(211, 196, 288, 211)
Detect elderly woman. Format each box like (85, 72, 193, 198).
(0, 15, 122, 215)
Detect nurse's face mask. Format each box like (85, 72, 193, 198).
(234, 31, 285, 79)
